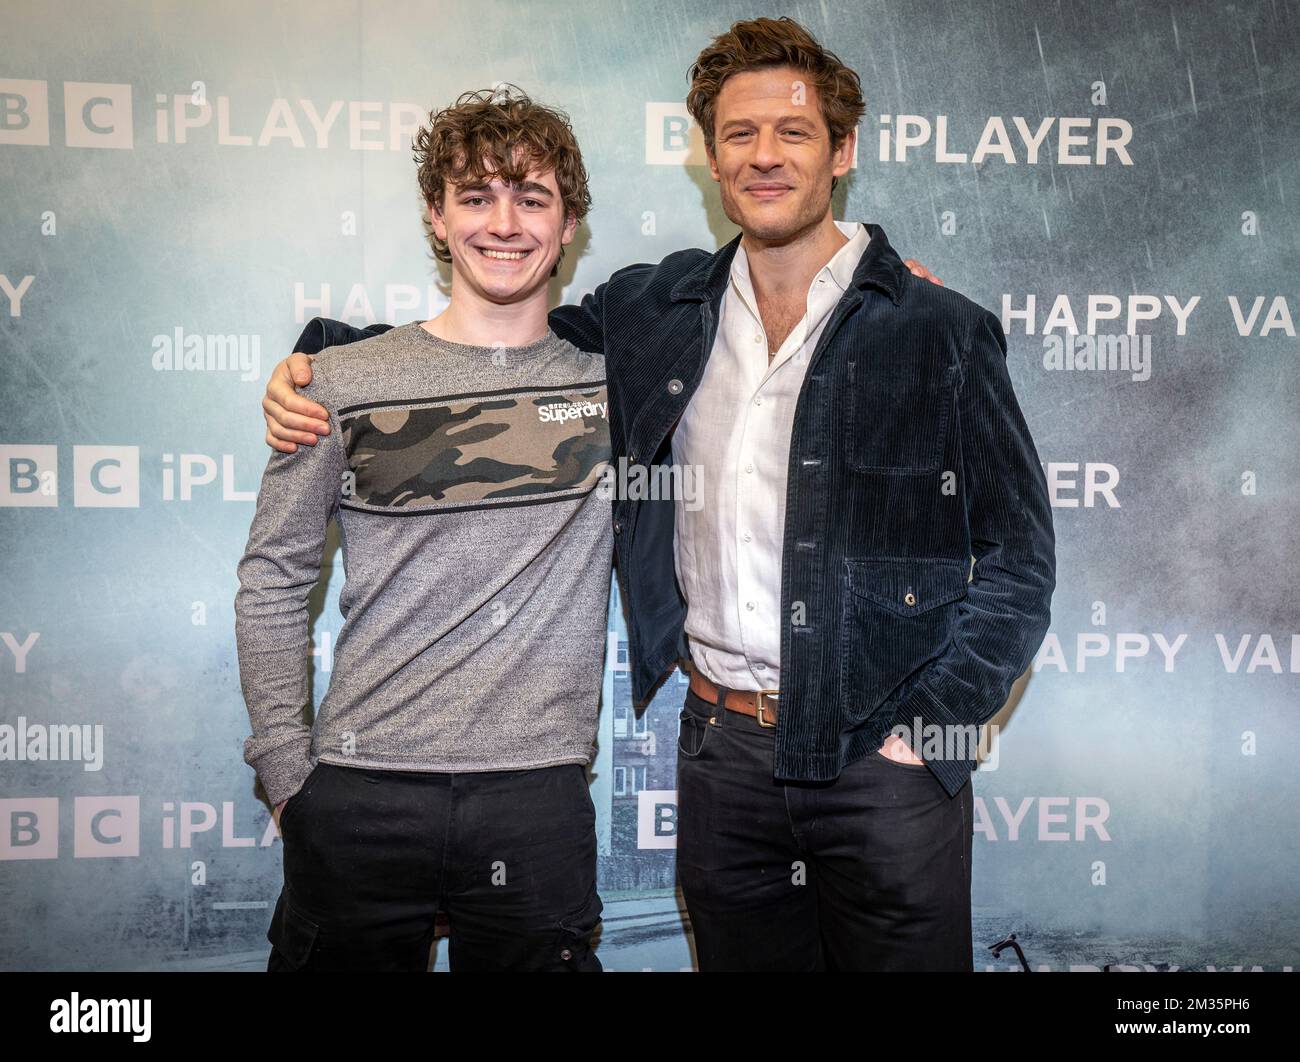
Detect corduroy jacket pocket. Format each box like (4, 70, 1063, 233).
(839, 557, 969, 726)
(845, 359, 957, 475)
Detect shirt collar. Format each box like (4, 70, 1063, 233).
(668, 222, 905, 306)
(824, 220, 871, 291)
(730, 219, 871, 296)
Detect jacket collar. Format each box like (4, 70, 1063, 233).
(668, 221, 907, 306)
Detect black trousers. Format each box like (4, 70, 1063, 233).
(267, 761, 602, 972)
(675, 688, 974, 971)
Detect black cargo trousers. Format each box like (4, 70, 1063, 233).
(267, 760, 603, 971)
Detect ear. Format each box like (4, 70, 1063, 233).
(561, 210, 579, 246)
(429, 201, 448, 243)
(831, 127, 855, 179)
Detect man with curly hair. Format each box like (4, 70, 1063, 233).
(235, 87, 610, 972)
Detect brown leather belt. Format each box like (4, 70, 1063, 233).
(688, 669, 779, 728)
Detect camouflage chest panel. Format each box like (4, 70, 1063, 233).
(337, 381, 611, 514)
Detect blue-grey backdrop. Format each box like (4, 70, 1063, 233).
(1, 0, 1297, 971)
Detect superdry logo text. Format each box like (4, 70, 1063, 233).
(538, 398, 608, 424)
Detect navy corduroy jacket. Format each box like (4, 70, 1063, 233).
(291, 222, 1056, 797)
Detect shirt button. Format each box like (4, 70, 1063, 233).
(629, 451, 637, 463)
(753, 396, 762, 406)
(745, 601, 756, 611)
(742, 530, 752, 542)
(613, 520, 621, 534)
(904, 592, 917, 606)
(560, 948, 573, 961)
(753, 335, 762, 345)
(667, 378, 683, 395)
(745, 463, 754, 474)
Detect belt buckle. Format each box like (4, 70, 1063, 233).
(755, 690, 779, 728)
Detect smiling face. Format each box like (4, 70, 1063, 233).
(429, 165, 578, 305)
(707, 65, 855, 244)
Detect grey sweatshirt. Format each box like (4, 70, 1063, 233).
(235, 321, 613, 807)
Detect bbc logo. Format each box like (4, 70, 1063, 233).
(643, 104, 708, 166)
(0, 797, 141, 859)
(636, 789, 678, 849)
(0, 78, 133, 148)
(0, 445, 140, 507)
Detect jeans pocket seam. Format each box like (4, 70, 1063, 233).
(280, 762, 321, 828)
(677, 710, 711, 759)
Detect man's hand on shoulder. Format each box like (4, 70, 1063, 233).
(263, 352, 328, 453)
(903, 259, 945, 287)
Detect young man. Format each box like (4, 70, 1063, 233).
(235, 87, 610, 971)
(264, 17, 1049, 972)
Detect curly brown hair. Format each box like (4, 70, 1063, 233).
(412, 85, 592, 269)
(686, 17, 865, 185)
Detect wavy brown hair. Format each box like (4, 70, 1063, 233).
(686, 17, 865, 188)
(413, 85, 592, 271)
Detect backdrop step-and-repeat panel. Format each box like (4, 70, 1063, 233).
(1, 0, 1297, 971)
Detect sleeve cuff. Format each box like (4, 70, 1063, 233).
(292, 318, 330, 355)
(249, 737, 314, 807)
(887, 681, 977, 798)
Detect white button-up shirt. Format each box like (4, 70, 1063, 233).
(671, 220, 872, 691)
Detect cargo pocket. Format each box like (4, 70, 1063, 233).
(266, 888, 321, 972)
(839, 557, 969, 727)
(554, 886, 604, 972)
